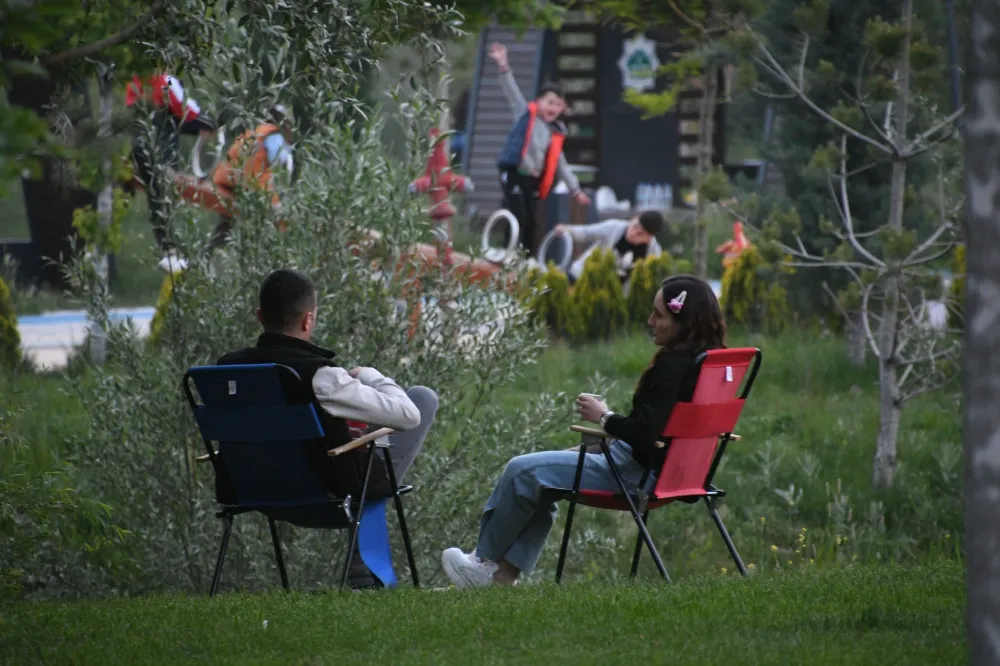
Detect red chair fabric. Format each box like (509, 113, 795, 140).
(553, 347, 762, 582)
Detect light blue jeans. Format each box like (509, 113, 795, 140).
(475, 440, 654, 575)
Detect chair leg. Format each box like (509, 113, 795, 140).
(705, 497, 748, 576)
(210, 514, 234, 597)
(383, 449, 419, 588)
(599, 443, 671, 583)
(556, 445, 589, 583)
(341, 443, 379, 591)
(393, 494, 419, 588)
(555, 497, 579, 583)
(629, 510, 649, 579)
(634, 512, 670, 582)
(340, 524, 359, 591)
(268, 518, 290, 591)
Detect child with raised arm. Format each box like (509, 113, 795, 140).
(489, 42, 590, 257)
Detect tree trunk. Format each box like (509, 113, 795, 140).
(873, 356, 901, 488)
(872, 0, 912, 490)
(693, 66, 719, 279)
(435, 66, 452, 244)
(846, 310, 866, 366)
(89, 71, 115, 365)
(964, 0, 1000, 660)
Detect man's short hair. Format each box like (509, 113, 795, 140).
(638, 210, 665, 236)
(259, 268, 317, 332)
(537, 81, 565, 100)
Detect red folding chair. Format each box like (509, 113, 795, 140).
(553, 347, 762, 582)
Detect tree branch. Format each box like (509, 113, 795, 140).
(904, 107, 965, 157)
(851, 51, 893, 146)
(666, 0, 709, 36)
(859, 284, 884, 359)
(753, 86, 796, 100)
(904, 219, 954, 266)
(899, 364, 957, 403)
(796, 35, 810, 91)
(42, 1, 169, 66)
(821, 281, 878, 353)
(750, 34, 893, 156)
(905, 243, 956, 267)
(830, 135, 886, 268)
(899, 344, 961, 368)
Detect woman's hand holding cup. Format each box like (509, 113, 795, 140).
(576, 393, 609, 423)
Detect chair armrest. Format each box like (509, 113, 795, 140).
(328, 427, 395, 457)
(569, 424, 610, 439)
(569, 424, 667, 448)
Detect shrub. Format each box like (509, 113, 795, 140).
(570, 248, 628, 343)
(720, 245, 792, 333)
(0, 401, 124, 598)
(674, 258, 693, 274)
(521, 265, 579, 340)
(59, 105, 557, 596)
(148, 270, 184, 348)
(0, 277, 20, 370)
(625, 252, 675, 328)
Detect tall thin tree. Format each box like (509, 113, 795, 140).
(964, 0, 1000, 661)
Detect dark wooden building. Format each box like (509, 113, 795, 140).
(461, 12, 726, 220)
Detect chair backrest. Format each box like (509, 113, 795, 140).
(652, 348, 761, 500)
(183, 363, 329, 507)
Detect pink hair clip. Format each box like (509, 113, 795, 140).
(668, 291, 687, 314)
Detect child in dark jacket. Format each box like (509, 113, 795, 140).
(489, 42, 590, 257)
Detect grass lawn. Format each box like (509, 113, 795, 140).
(0, 564, 963, 665)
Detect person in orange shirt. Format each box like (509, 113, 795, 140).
(209, 105, 295, 250)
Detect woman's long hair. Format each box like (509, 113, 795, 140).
(637, 274, 727, 390)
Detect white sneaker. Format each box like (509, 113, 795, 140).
(158, 250, 188, 274)
(441, 548, 498, 589)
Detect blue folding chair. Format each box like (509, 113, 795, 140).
(183, 363, 419, 595)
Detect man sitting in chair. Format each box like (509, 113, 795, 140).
(217, 268, 439, 589)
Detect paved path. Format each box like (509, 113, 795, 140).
(17, 307, 154, 370)
(15, 280, 726, 371)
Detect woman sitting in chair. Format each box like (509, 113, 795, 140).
(441, 274, 726, 587)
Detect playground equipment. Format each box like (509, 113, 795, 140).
(480, 209, 519, 264)
(136, 127, 534, 295)
(715, 221, 751, 268)
(191, 130, 228, 179)
(535, 228, 574, 274)
(408, 127, 473, 263)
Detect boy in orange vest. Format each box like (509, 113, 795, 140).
(209, 105, 295, 250)
(490, 42, 590, 257)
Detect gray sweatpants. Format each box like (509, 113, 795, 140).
(347, 385, 438, 586)
(384, 385, 439, 481)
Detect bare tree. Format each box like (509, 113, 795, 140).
(964, 0, 1000, 660)
(713, 0, 964, 488)
(88, 64, 117, 365)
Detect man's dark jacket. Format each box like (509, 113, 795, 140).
(213, 333, 393, 503)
